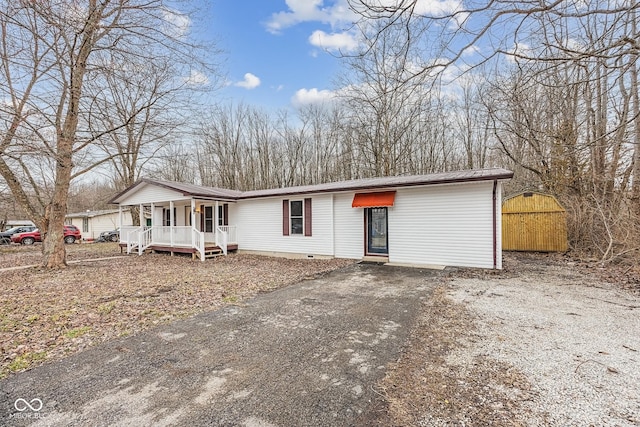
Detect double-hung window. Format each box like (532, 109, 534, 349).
(290, 200, 303, 235)
(282, 198, 312, 237)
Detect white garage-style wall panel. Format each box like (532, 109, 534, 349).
(388, 181, 499, 269)
(235, 194, 334, 256)
(333, 193, 364, 259)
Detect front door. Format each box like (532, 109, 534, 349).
(366, 207, 388, 255)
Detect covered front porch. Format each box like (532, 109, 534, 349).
(117, 198, 238, 261)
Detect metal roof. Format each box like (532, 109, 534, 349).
(66, 209, 124, 218)
(239, 168, 513, 199)
(109, 178, 243, 204)
(110, 168, 513, 204)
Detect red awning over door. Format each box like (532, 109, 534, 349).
(352, 191, 396, 208)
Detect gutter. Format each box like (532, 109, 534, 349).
(492, 179, 498, 269)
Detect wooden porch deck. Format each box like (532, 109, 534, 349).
(119, 243, 238, 256)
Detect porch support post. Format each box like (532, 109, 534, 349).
(139, 204, 144, 227)
(191, 199, 196, 249)
(150, 203, 155, 226)
(170, 200, 175, 247)
(118, 205, 123, 229)
(215, 200, 219, 245)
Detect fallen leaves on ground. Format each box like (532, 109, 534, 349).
(0, 243, 353, 378)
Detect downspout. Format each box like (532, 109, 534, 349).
(492, 179, 497, 270)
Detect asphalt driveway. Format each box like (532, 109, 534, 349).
(1, 263, 440, 426)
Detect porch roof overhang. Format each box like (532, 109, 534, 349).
(352, 191, 396, 208)
(109, 179, 242, 205)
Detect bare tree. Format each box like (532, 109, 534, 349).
(0, 0, 218, 267)
(348, 0, 640, 79)
(338, 16, 436, 177)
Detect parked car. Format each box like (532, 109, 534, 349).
(97, 229, 119, 242)
(11, 225, 82, 245)
(0, 226, 37, 244)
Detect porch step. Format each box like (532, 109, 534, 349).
(202, 247, 223, 260)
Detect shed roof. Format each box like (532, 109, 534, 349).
(110, 168, 513, 204)
(502, 191, 565, 213)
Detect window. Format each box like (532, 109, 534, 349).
(290, 200, 303, 235)
(82, 217, 89, 233)
(282, 198, 312, 236)
(217, 204, 228, 226)
(204, 206, 213, 232)
(184, 206, 192, 226)
(163, 207, 176, 226)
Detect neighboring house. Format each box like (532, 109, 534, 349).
(3, 220, 35, 230)
(66, 209, 133, 240)
(109, 168, 513, 268)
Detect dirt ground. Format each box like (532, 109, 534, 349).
(0, 243, 353, 379)
(2, 245, 639, 425)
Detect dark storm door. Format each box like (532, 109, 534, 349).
(366, 207, 388, 255)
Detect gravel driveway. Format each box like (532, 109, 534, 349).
(448, 258, 640, 426)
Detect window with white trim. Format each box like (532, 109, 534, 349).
(290, 200, 303, 235)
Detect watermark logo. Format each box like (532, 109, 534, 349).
(14, 398, 43, 412)
(9, 398, 46, 420)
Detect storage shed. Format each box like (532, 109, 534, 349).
(502, 192, 568, 252)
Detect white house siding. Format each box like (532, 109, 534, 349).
(333, 193, 365, 259)
(235, 194, 334, 256)
(388, 181, 500, 269)
(227, 203, 238, 227)
(90, 212, 131, 239)
(121, 183, 190, 205)
(69, 211, 133, 240)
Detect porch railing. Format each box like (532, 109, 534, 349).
(216, 225, 237, 244)
(151, 226, 193, 247)
(123, 226, 143, 254)
(138, 227, 152, 255)
(122, 225, 231, 260)
(192, 228, 205, 261)
(216, 226, 228, 256)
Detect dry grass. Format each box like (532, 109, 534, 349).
(0, 243, 354, 378)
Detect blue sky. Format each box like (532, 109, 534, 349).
(199, 0, 489, 112)
(207, 0, 359, 111)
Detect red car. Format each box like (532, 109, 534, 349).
(11, 225, 82, 245)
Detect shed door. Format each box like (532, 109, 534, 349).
(366, 207, 388, 255)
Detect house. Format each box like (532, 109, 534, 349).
(109, 168, 513, 268)
(3, 220, 35, 231)
(66, 209, 133, 240)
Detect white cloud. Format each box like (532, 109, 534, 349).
(362, 0, 462, 17)
(235, 73, 261, 89)
(309, 30, 359, 53)
(184, 70, 209, 86)
(291, 88, 336, 107)
(413, 0, 462, 16)
(162, 8, 191, 38)
(265, 0, 356, 34)
(461, 44, 481, 57)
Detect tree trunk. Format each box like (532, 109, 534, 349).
(630, 13, 640, 211)
(41, 0, 99, 268)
